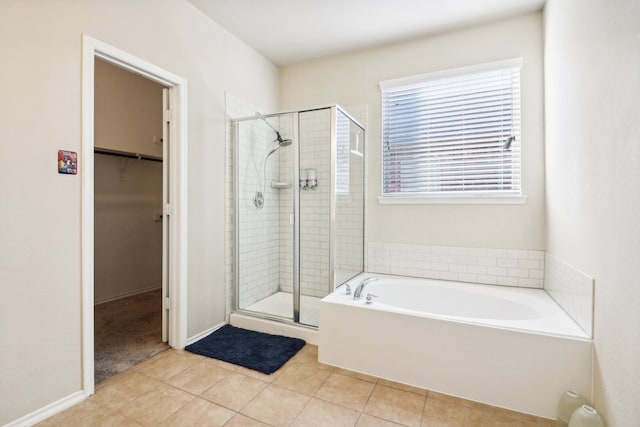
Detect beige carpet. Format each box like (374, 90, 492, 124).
(94, 289, 169, 384)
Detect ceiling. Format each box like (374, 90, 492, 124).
(189, 0, 545, 66)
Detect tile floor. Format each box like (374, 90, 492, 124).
(38, 345, 555, 427)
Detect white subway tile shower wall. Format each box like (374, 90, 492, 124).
(544, 253, 594, 337)
(367, 242, 545, 288)
(237, 118, 282, 307)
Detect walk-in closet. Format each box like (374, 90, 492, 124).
(93, 58, 168, 383)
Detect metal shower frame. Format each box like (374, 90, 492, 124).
(231, 105, 365, 327)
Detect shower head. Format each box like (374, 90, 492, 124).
(253, 114, 293, 210)
(258, 114, 292, 147)
(265, 130, 291, 160)
(275, 131, 292, 146)
(265, 137, 291, 160)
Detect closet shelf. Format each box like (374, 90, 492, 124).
(95, 147, 162, 162)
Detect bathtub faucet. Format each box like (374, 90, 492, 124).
(353, 277, 379, 300)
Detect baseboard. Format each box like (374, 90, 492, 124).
(4, 390, 86, 427)
(94, 285, 161, 305)
(186, 322, 226, 346)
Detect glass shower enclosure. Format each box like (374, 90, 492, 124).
(233, 106, 365, 328)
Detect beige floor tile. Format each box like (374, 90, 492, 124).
(158, 398, 235, 427)
(36, 399, 113, 427)
(364, 384, 426, 427)
(271, 358, 334, 395)
(118, 382, 194, 426)
(356, 413, 404, 427)
(291, 398, 360, 427)
(136, 349, 170, 364)
(291, 344, 318, 364)
(133, 350, 196, 381)
(41, 410, 142, 427)
(97, 412, 144, 427)
(377, 378, 427, 396)
(201, 357, 240, 372)
(96, 371, 163, 402)
(241, 384, 310, 427)
(224, 414, 270, 427)
(235, 365, 280, 382)
(172, 349, 211, 362)
(200, 372, 267, 411)
(291, 345, 337, 371)
(36, 341, 557, 427)
(165, 361, 231, 394)
(334, 368, 379, 384)
(480, 405, 555, 427)
(421, 396, 484, 427)
(480, 415, 549, 427)
(426, 391, 485, 409)
(315, 373, 375, 411)
(88, 385, 131, 413)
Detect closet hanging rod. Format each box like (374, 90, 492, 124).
(94, 147, 162, 163)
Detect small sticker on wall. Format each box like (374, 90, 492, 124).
(58, 150, 77, 175)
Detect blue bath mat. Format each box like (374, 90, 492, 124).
(185, 325, 305, 374)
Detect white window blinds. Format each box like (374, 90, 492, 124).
(381, 58, 522, 196)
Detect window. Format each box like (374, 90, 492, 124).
(380, 58, 522, 201)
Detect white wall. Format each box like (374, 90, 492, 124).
(280, 12, 545, 251)
(544, 0, 640, 425)
(0, 0, 278, 424)
(94, 154, 163, 303)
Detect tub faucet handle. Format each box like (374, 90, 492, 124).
(344, 284, 352, 296)
(365, 294, 378, 305)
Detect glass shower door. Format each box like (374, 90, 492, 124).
(298, 106, 365, 327)
(334, 109, 365, 286)
(235, 113, 296, 320)
(298, 109, 331, 326)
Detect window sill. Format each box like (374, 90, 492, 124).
(377, 195, 528, 205)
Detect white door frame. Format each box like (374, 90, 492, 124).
(81, 35, 188, 395)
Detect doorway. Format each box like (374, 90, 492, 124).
(81, 36, 188, 395)
(93, 58, 168, 383)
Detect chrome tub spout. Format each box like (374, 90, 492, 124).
(353, 277, 379, 300)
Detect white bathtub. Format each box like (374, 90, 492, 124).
(319, 274, 592, 419)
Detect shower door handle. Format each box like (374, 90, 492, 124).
(289, 213, 294, 225)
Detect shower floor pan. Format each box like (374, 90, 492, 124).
(244, 291, 321, 327)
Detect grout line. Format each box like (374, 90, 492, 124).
(418, 392, 428, 427)
(360, 382, 377, 420)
